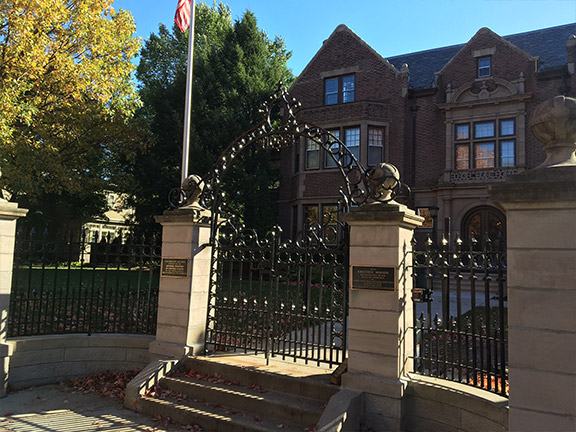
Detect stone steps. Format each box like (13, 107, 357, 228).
(136, 355, 339, 431)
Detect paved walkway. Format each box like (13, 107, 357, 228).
(0, 384, 182, 432)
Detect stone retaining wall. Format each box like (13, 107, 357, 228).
(7, 334, 154, 388)
(403, 374, 509, 432)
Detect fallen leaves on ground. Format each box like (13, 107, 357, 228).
(64, 369, 141, 400)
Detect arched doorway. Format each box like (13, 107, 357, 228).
(461, 205, 506, 246)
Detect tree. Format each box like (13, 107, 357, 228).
(129, 2, 294, 234)
(0, 0, 141, 220)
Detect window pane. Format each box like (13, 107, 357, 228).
(306, 139, 319, 169)
(456, 124, 470, 140)
(475, 122, 495, 138)
(474, 142, 495, 168)
(342, 75, 355, 103)
(325, 130, 340, 168)
(325, 78, 338, 105)
(345, 127, 360, 165)
(323, 204, 338, 224)
(368, 127, 384, 166)
(455, 144, 470, 170)
(304, 205, 319, 226)
(500, 140, 515, 167)
(500, 119, 515, 136)
(323, 204, 339, 243)
(478, 57, 491, 77)
(294, 140, 300, 173)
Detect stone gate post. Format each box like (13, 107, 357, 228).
(341, 200, 423, 431)
(149, 207, 212, 359)
(0, 200, 28, 397)
(490, 96, 576, 431)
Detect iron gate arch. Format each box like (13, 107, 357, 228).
(169, 84, 409, 366)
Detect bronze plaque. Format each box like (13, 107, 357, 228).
(161, 258, 189, 278)
(351, 266, 396, 291)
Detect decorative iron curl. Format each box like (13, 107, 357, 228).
(168, 83, 412, 212)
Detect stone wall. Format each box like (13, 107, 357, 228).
(403, 375, 508, 432)
(8, 334, 153, 389)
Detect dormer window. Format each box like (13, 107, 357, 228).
(478, 57, 491, 78)
(325, 74, 355, 105)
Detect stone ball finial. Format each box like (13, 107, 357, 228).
(181, 174, 204, 206)
(367, 163, 400, 202)
(530, 95, 576, 168)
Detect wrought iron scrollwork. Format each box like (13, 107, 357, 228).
(168, 83, 410, 211)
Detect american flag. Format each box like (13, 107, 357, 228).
(175, 0, 192, 32)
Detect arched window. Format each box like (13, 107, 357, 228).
(461, 206, 506, 247)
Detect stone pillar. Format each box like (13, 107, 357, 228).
(149, 207, 212, 359)
(490, 95, 576, 431)
(341, 201, 423, 432)
(0, 200, 28, 397)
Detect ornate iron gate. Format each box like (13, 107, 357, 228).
(205, 221, 348, 366)
(169, 85, 409, 367)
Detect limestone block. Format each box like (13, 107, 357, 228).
(508, 249, 576, 290)
(510, 407, 575, 432)
(349, 290, 403, 312)
(403, 414, 460, 432)
(10, 348, 64, 365)
(348, 351, 398, 377)
(125, 348, 152, 364)
(156, 307, 190, 327)
(162, 243, 194, 258)
(9, 361, 87, 384)
(350, 225, 403, 247)
(9, 335, 91, 352)
(510, 367, 576, 416)
(508, 287, 576, 332)
(349, 246, 403, 267)
(348, 309, 400, 332)
(155, 324, 189, 345)
(158, 277, 192, 294)
(507, 208, 576, 249)
(404, 396, 462, 429)
(348, 329, 398, 356)
(460, 409, 508, 432)
(158, 291, 191, 310)
(88, 334, 153, 349)
(64, 347, 127, 362)
(510, 327, 576, 372)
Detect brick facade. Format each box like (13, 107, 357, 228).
(280, 23, 576, 240)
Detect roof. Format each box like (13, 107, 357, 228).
(386, 23, 576, 90)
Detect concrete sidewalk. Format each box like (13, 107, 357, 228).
(0, 384, 183, 432)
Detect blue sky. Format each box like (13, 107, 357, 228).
(113, 0, 576, 75)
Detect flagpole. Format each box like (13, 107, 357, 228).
(181, 0, 196, 185)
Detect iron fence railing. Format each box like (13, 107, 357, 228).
(410, 235, 508, 397)
(8, 228, 161, 337)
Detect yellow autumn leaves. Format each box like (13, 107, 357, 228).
(0, 0, 141, 198)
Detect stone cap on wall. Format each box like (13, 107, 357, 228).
(0, 200, 28, 220)
(489, 166, 576, 203)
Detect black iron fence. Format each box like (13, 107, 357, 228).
(410, 235, 508, 397)
(8, 229, 161, 337)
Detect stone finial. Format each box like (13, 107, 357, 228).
(530, 95, 576, 168)
(367, 163, 400, 202)
(181, 174, 204, 206)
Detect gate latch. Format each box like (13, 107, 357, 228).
(413, 287, 433, 303)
